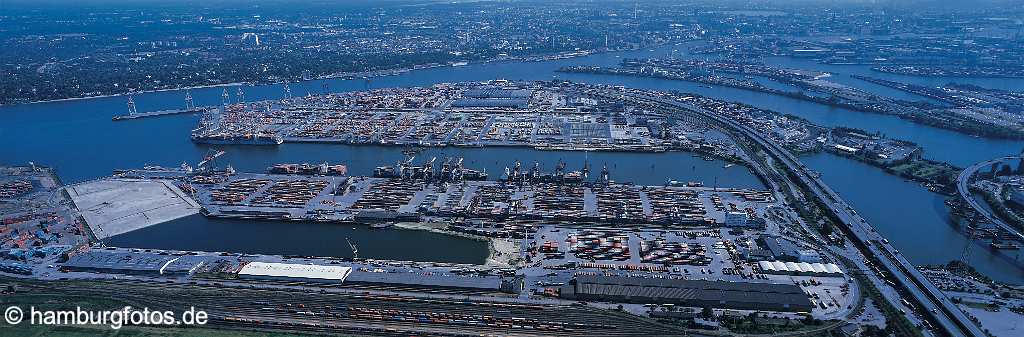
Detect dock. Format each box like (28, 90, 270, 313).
(112, 107, 209, 121)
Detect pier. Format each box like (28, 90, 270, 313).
(112, 107, 209, 121)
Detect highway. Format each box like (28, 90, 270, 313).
(610, 89, 984, 337)
(956, 156, 1024, 242)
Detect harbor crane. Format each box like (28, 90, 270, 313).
(185, 90, 195, 110)
(236, 87, 245, 103)
(127, 95, 138, 115)
(221, 89, 230, 106)
(346, 237, 359, 260)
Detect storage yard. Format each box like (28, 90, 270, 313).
(0, 162, 855, 324)
(520, 225, 855, 318)
(190, 83, 717, 153)
(116, 167, 773, 229)
(0, 166, 87, 275)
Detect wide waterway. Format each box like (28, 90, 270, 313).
(2, 42, 1022, 283)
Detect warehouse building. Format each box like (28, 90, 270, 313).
(757, 261, 844, 276)
(345, 267, 508, 292)
(61, 250, 203, 276)
(559, 275, 813, 312)
(237, 261, 352, 283)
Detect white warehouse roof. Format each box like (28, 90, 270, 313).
(758, 261, 845, 276)
(238, 262, 353, 282)
(797, 262, 815, 273)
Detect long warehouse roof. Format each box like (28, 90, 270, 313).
(238, 262, 352, 282)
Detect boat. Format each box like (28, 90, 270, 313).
(373, 166, 400, 178)
(460, 168, 488, 181)
(269, 162, 347, 176)
(990, 242, 1020, 250)
(723, 163, 735, 168)
(192, 133, 284, 145)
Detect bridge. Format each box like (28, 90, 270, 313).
(957, 156, 1024, 242)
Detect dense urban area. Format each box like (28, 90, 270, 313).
(2, 1, 1024, 337)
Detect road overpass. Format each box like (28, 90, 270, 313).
(957, 156, 1024, 242)
(606, 89, 984, 337)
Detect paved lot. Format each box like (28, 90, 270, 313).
(67, 179, 200, 239)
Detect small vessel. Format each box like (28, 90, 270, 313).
(723, 163, 735, 168)
(990, 242, 1020, 250)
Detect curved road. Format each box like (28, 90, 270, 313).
(957, 156, 1024, 242)
(601, 88, 984, 337)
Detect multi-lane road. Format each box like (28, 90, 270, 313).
(611, 89, 984, 337)
(957, 156, 1024, 242)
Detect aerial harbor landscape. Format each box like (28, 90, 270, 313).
(2, 1, 1024, 337)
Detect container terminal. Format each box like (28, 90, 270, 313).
(112, 159, 773, 231)
(0, 158, 860, 333)
(1, 83, 925, 336)
(186, 81, 744, 155)
(5, 82, 991, 337)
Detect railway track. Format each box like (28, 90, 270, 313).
(6, 277, 687, 336)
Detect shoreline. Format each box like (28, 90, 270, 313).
(0, 44, 668, 108)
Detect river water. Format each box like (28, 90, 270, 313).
(2, 43, 1022, 282)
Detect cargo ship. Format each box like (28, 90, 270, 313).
(191, 133, 284, 145)
(373, 166, 400, 178)
(269, 162, 347, 176)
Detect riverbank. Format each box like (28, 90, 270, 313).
(559, 64, 1024, 140)
(0, 43, 673, 107)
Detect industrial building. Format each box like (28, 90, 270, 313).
(345, 267, 508, 292)
(61, 250, 204, 276)
(559, 275, 813, 312)
(759, 235, 820, 262)
(724, 211, 750, 227)
(233, 262, 511, 292)
(237, 261, 353, 283)
(757, 261, 844, 276)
